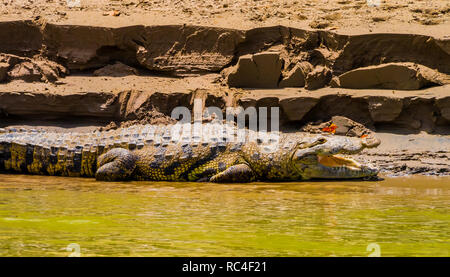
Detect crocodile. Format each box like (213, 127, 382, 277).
(0, 123, 380, 182)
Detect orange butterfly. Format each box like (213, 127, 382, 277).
(322, 123, 337, 134)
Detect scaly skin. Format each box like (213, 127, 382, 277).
(0, 124, 380, 182)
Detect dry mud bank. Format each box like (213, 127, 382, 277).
(1, 0, 449, 37)
(1, 78, 450, 134)
(0, 21, 449, 176)
(1, 21, 449, 76)
(1, 81, 449, 177)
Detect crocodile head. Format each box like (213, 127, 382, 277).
(292, 135, 380, 179)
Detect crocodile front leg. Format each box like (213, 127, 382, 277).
(209, 164, 255, 183)
(95, 148, 138, 181)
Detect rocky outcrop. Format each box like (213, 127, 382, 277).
(8, 62, 43, 82)
(43, 24, 245, 76)
(0, 91, 118, 119)
(305, 66, 332, 90)
(302, 116, 375, 138)
(0, 53, 68, 83)
(366, 96, 403, 122)
(134, 26, 244, 75)
(0, 21, 448, 89)
(332, 63, 449, 90)
(0, 21, 42, 55)
(0, 21, 448, 81)
(224, 56, 331, 90)
(2, 80, 448, 133)
(279, 62, 313, 88)
(278, 96, 318, 121)
(332, 33, 450, 76)
(225, 52, 283, 88)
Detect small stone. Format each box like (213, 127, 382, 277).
(111, 10, 121, 16)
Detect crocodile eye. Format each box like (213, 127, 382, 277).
(317, 138, 327, 144)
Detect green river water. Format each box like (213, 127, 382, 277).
(0, 174, 448, 257)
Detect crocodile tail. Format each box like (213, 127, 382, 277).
(0, 123, 247, 178)
(0, 124, 172, 177)
(0, 128, 105, 177)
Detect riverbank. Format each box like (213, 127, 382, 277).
(0, 2, 449, 178)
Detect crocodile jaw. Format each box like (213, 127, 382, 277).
(307, 154, 378, 179)
(292, 135, 380, 180)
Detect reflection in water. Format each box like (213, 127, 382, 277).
(0, 175, 448, 256)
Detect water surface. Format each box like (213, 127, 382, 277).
(0, 175, 448, 256)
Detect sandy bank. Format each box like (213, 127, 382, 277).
(1, 0, 449, 37)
